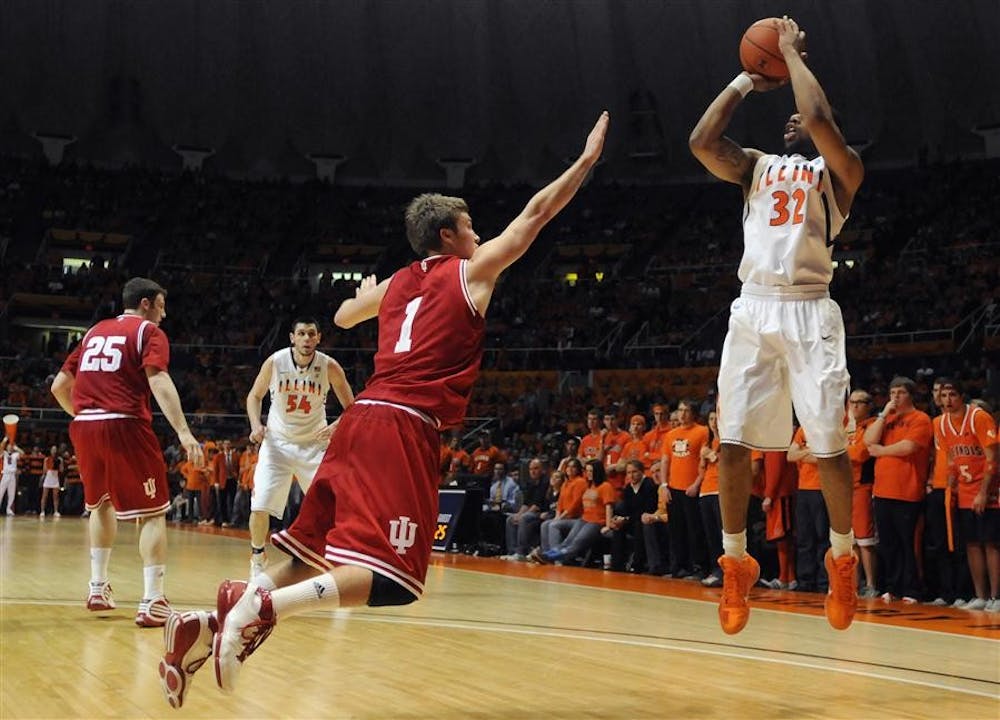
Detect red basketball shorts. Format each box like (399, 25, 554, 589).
(70, 418, 169, 519)
(272, 401, 440, 598)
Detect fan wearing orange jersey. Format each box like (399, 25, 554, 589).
(578, 409, 605, 465)
(937, 380, 999, 610)
(846, 390, 877, 597)
(617, 415, 650, 472)
(660, 399, 710, 579)
(602, 410, 631, 496)
(642, 404, 672, 478)
(698, 411, 724, 586)
(864, 377, 933, 603)
(756, 447, 798, 589)
(925, 378, 967, 605)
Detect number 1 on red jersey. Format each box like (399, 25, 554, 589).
(394, 297, 423, 353)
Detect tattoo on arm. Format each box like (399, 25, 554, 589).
(714, 142, 744, 168)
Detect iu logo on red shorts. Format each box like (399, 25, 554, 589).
(389, 516, 418, 555)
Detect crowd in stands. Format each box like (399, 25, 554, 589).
(2, 154, 999, 609)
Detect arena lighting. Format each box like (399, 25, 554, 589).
(595, 272, 605, 282)
(565, 272, 578, 286)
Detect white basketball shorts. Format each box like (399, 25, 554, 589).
(717, 285, 849, 457)
(251, 434, 327, 518)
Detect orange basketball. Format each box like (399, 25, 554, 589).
(739, 18, 789, 81)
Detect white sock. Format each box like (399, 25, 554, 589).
(143, 564, 166, 599)
(270, 573, 341, 619)
(829, 529, 855, 558)
(254, 572, 277, 591)
(90, 548, 112, 584)
(722, 530, 747, 559)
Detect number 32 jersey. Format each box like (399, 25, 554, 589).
(267, 348, 334, 443)
(360, 254, 485, 430)
(740, 153, 847, 288)
(62, 314, 170, 422)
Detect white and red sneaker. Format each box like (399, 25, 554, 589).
(136, 596, 173, 628)
(213, 580, 275, 693)
(86, 581, 116, 612)
(158, 611, 217, 709)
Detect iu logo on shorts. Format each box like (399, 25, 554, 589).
(142, 477, 156, 499)
(388, 516, 418, 555)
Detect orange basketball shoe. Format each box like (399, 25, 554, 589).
(824, 549, 859, 630)
(718, 554, 759, 635)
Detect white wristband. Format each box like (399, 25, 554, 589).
(728, 74, 753, 98)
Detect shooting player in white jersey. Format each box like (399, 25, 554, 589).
(689, 16, 864, 634)
(246, 317, 354, 578)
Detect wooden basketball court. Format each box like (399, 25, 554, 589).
(2, 516, 997, 718)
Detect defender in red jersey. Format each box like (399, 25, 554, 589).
(51, 277, 203, 627)
(162, 112, 608, 701)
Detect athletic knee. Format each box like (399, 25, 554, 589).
(366, 573, 418, 607)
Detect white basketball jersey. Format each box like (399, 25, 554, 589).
(739, 153, 847, 288)
(266, 348, 333, 443)
(1, 451, 19, 476)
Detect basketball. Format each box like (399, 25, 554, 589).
(739, 18, 789, 81)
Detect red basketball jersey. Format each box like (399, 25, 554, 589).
(360, 255, 485, 429)
(61, 314, 170, 421)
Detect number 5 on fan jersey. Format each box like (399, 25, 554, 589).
(394, 297, 423, 353)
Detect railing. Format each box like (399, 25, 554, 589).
(596, 321, 625, 359)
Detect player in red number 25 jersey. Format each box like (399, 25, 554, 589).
(51, 277, 203, 628)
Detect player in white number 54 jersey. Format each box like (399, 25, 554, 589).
(689, 16, 864, 634)
(245, 317, 355, 578)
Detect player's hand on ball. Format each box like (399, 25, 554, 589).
(776, 16, 807, 61)
(743, 70, 786, 93)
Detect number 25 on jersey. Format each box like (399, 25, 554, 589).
(80, 335, 126, 372)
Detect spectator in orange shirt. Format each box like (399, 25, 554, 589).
(642, 404, 672, 477)
(231, 442, 258, 529)
(539, 460, 616, 565)
(864, 376, 933, 603)
(757, 448, 798, 590)
(535, 458, 586, 556)
(470, 431, 504, 478)
(617, 415, 649, 473)
(578, 409, 605, 465)
(846, 390, 878, 598)
(661, 399, 710, 579)
(699, 411, 724, 586)
(440, 434, 471, 483)
(602, 410, 630, 494)
(179, 449, 209, 524)
(937, 380, 999, 611)
(789, 425, 830, 593)
(924, 378, 969, 606)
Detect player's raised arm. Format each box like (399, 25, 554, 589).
(464, 111, 609, 305)
(334, 274, 390, 329)
(777, 16, 864, 214)
(688, 72, 785, 191)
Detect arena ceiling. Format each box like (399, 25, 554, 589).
(1, 0, 998, 184)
